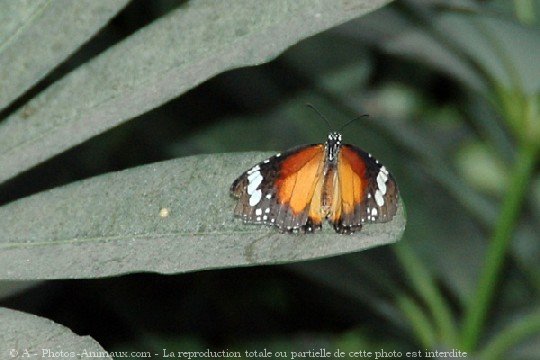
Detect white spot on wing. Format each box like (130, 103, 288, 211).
(249, 189, 262, 206)
(247, 165, 260, 175)
(375, 189, 384, 207)
(247, 170, 261, 182)
(247, 172, 262, 195)
(255, 208, 262, 216)
(377, 171, 387, 195)
(378, 180, 387, 195)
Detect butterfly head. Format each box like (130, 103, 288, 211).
(326, 132, 342, 162)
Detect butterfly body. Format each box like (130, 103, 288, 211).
(231, 132, 398, 234)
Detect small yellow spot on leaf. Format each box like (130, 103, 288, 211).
(159, 208, 170, 218)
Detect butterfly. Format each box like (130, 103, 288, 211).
(230, 129, 399, 234)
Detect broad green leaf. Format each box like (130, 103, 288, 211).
(0, 0, 392, 184)
(0, 153, 405, 280)
(0, 307, 112, 360)
(0, 0, 129, 111)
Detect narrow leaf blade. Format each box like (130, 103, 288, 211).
(0, 0, 129, 111)
(0, 153, 405, 279)
(0, 0, 392, 183)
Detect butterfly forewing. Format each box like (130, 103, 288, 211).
(230, 145, 325, 232)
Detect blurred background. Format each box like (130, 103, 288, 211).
(1, 0, 539, 358)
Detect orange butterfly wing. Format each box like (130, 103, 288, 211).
(231, 142, 398, 234)
(231, 145, 325, 233)
(329, 144, 398, 233)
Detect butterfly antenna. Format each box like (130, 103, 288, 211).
(306, 103, 332, 131)
(338, 114, 369, 132)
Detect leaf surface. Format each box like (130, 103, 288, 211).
(0, 307, 112, 359)
(0, 153, 405, 279)
(0, 0, 129, 111)
(0, 0, 392, 183)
